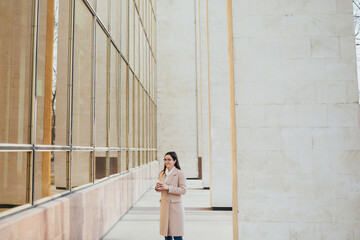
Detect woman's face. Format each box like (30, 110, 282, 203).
(164, 154, 176, 170)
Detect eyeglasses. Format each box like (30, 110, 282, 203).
(163, 158, 173, 162)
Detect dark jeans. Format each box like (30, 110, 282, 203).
(165, 237, 182, 240)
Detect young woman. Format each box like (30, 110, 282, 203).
(155, 151, 187, 240)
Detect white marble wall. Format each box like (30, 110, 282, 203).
(206, 0, 232, 207)
(156, 1, 360, 228)
(156, 0, 232, 205)
(195, 0, 211, 188)
(234, 0, 360, 239)
(156, 0, 198, 178)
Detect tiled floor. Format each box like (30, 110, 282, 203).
(102, 180, 233, 240)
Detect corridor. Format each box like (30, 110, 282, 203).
(102, 180, 232, 240)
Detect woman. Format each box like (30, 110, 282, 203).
(155, 151, 187, 240)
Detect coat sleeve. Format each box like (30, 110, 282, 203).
(168, 171, 187, 195)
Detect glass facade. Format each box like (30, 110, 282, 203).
(0, 0, 157, 216)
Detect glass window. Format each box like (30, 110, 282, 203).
(110, 44, 119, 148)
(110, 151, 120, 175)
(144, 95, 147, 165)
(134, 79, 139, 167)
(37, 0, 67, 146)
(128, 71, 134, 168)
(135, 0, 140, 14)
(134, 13, 139, 76)
(121, 60, 127, 150)
(97, 0, 109, 29)
(120, 151, 127, 173)
(129, 0, 135, 67)
(140, 89, 144, 165)
(121, 0, 129, 58)
(73, 0, 93, 147)
(147, 96, 151, 163)
(95, 151, 108, 180)
(88, 0, 95, 9)
(0, 152, 30, 212)
(95, 25, 108, 147)
(152, 14, 156, 58)
(34, 151, 68, 201)
(139, 29, 143, 83)
(72, 151, 92, 188)
(0, 0, 157, 216)
(55, 0, 70, 146)
(53, 151, 68, 189)
(110, 0, 120, 46)
(0, 1, 32, 144)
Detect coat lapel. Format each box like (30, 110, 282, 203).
(165, 168, 178, 185)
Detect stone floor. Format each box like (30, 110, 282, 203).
(102, 180, 233, 240)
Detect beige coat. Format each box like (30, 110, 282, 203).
(157, 168, 187, 236)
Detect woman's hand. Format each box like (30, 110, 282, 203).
(157, 182, 169, 191)
(155, 182, 160, 192)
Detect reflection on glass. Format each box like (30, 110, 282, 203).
(110, 44, 119, 147)
(0, 0, 157, 216)
(34, 151, 67, 201)
(97, 0, 109, 29)
(129, 0, 135, 67)
(95, 25, 107, 147)
(110, 0, 120, 46)
(73, 0, 93, 146)
(121, 0, 129, 58)
(128, 72, 134, 168)
(72, 151, 91, 188)
(95, 151, 108, 180)
(134, 79, 138, 167)
(139, 31, 143, 82)
(37, 0, 67, 146)
(87, 0, 95, 8)
(121, 60, 127, 149)
(120, 151, 127, 173)
(0, 1, 32, 144)
(54, 151, 68, 189)
(134, 14, 139, 76)
(109, 151, 120, 175)
(55, 0, 70, 146)
(0, 152, 29, 212)
(140, 89, 144, 165)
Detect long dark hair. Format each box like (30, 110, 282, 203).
(161, 151, 181, 174)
